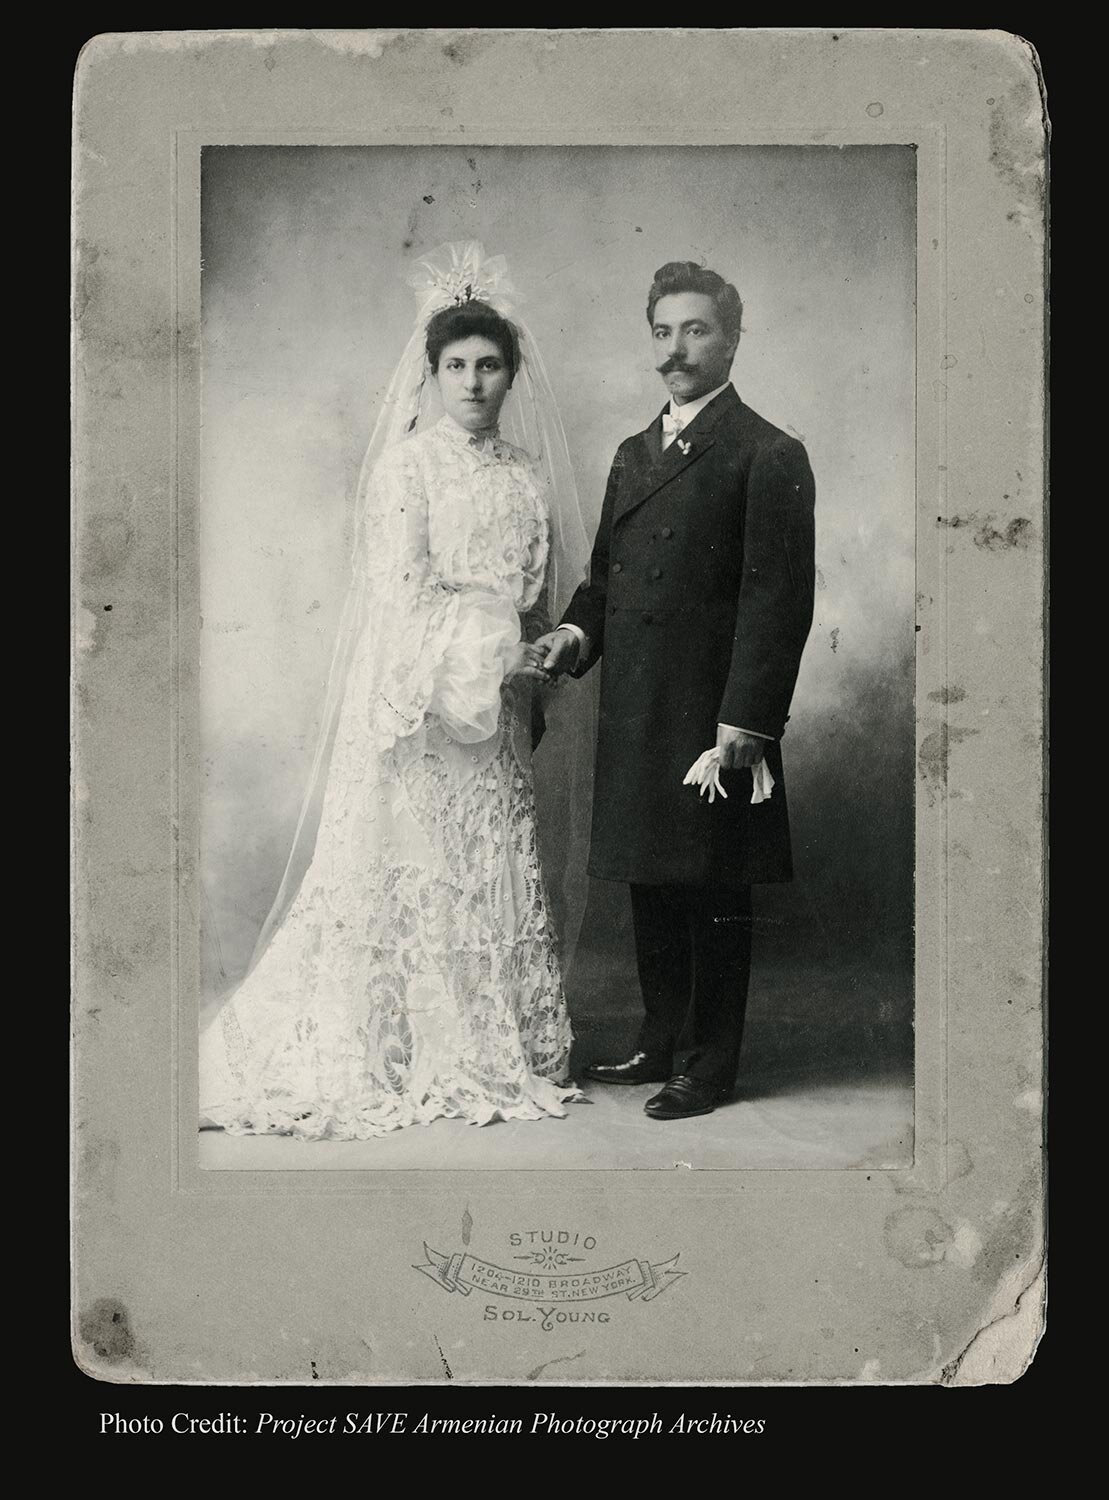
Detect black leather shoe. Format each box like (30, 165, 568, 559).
(644, 1075, 730, 1120)
(582, 1051, 673, 1086)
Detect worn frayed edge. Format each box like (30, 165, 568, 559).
(939, 1253, 1046, 1386)
(1013, 32, 1051, 139)
(82, 29, 407, 60)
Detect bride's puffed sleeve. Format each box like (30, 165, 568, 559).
(431, 588, 520, 742)
(364, 443, 519, 748)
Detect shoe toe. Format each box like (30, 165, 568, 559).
(582, 1052, 673, 1085)
(643, 1075, 724, 1119)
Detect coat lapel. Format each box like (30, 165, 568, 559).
(642, 409, 665, 468)
(614, 386, 739, 525)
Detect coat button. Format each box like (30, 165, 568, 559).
(650, 567, 662, 580)
(609, 605, 617, 615)
(642, 612, 654, 625)
(612, 562, 623, 573)
(661, 526, 673, 539)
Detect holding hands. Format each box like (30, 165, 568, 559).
(503, 627, 583, 686)
(533, 627, 581, 678)
(504, 640, 554, 684)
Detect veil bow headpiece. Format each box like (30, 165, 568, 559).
(386, 241, 519, 442)
(408, 240, 516, 319)
(352, 240, 587, 620)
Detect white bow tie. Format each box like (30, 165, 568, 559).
(661, 411, 686, 437)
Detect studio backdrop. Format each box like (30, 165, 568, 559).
(199, 144, 916, 1064)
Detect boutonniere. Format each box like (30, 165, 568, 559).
(676, 437, 692, 455)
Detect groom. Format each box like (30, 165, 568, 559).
(537, 260, 816, 1121)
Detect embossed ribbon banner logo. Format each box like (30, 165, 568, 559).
(414, 1245, 684, 1303)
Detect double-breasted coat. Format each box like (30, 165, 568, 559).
(560, 385, 815, 887)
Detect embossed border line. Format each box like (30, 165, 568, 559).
(172, 124, 946, 1195)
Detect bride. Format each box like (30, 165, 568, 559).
(200, 243, 591, 1140)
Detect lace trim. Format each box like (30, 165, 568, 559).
(200, 710, 576, 1140)
(199, 420, 570, 1141)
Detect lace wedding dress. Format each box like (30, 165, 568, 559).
(199, 414, 579, 1139)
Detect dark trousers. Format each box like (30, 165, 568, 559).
(630, 883, 753, 1088)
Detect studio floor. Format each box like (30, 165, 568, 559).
(198, 1054, 912, 1173)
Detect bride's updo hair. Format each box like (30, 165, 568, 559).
(426, 299, 520, 381)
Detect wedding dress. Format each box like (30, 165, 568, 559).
(199, 413, 579, 1139)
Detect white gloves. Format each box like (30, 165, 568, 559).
(683, 747, 776, 805)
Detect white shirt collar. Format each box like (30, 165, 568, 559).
(668, 381, 733, 422)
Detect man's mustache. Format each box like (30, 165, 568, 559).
(657, 358, 696, 375)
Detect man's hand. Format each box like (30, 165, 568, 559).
(534, 628, 580, 678)
(716, 725, 767, 770)
(504, 641, 552, 684)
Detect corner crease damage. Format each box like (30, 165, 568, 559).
(939, 1252, 1046, 1385)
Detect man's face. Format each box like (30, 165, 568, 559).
(650, 291, 738, 405)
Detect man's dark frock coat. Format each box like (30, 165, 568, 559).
(560, 385, 815, 888)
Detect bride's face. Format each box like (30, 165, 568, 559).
(435, 335, 513, 433)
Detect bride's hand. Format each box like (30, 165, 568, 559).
(504, 641, 552, 684)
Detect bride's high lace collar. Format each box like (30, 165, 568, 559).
(437, 413, 514, 461)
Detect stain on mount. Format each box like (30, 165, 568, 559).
(975, 517, 1033, 552)
(988, 70, 1047, 204)
(78, 1298, 135, 1365)
(918, 724, 980, 804)
(936, 513, 1034, 552)
(884, 1206, 955, 1269)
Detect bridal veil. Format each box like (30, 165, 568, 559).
(236, 241, 595, 994)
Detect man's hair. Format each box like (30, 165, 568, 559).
(425, 299, 520, 379)
(646, 262, 744, 341)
